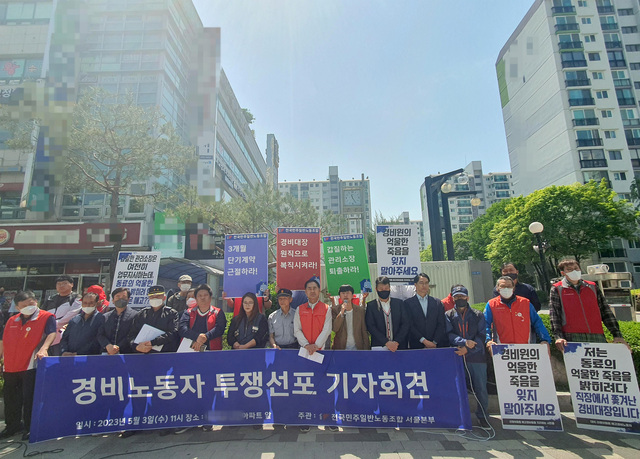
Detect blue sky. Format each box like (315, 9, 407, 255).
(193, 0, 534, 221)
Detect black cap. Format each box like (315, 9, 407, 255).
(451, 285, 469, 297)
(148, 285, 165, 296)
(276, 288, 293, 298)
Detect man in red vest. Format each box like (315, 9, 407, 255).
(0, 290, 56, 441)
(178, 284, 226, 351)
(549, 258, 629, 351)
(294, 278, 331, 354)
(485, 276, 551, 349)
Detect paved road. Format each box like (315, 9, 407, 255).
(0, 413, 638, 459)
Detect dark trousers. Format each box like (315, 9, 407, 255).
(3, 369, 37, 433)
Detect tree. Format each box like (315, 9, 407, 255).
(630, 178, 640, 210)
(66, 87, 195, 287)
(167, 182, 348, 264)
(241, 108, 255, 125)
(486, 181, 639, 277)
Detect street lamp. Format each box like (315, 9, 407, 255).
(528, 222, 550, 290)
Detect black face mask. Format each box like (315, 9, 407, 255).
(377, 290, 391, 300)
(454, 299, 467, 308)
(505, 273, 518, 281)
(114, 299, 128, 309)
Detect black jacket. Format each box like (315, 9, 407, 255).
(227, 314, 269, 348)
(405, 295, 448, 349)
(365, 297, 410, 349)
(97, 307, 138, 354)
(127, 306, 179, 353)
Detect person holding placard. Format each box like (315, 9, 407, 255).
(331, 284, 370, 350)
(549, 258, 629, 351)
(227, 292, 269, 350)
(485, 276, 551, 348)
(179, 284, 226, 351)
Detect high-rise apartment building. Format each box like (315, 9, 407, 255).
(498, 0, 640, 283)
(399, 211, 426, 251)
(0, 0, 270, 293)
(278, 166, 372, 235)
(420, 161, 515, 248)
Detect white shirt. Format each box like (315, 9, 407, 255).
(293, 301, 332, 348)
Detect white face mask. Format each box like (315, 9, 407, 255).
(566, 270, 582, 282)
(186, 298, 197, 308)
(149, 298, 164, 308)
(179, 283, 191, 292)
(499, 288, 514, 299)
(20, 305, 38, 316)
(82, 306, 96, 315)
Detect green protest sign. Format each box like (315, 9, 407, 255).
(322, 234, 371, 295)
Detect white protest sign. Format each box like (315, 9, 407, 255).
(112, 251, 161, 308)
(375, 225, 421, 282)
(563, 342, 640, 434)
(492, 344, 563, 431)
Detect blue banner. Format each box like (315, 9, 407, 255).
(31, 349, 472, 442)
(223, 233, 269, 297)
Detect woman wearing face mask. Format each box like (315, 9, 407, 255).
(97, 287, 139, 355)
(227, 292, 269, 350)
(484, 276, 551, 350)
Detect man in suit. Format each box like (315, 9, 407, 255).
(331, 284, 370, 350)
(365, 276, 410, 351)
(406, 273, 448, 349)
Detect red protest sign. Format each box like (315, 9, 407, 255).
(276, 228, 321, 290)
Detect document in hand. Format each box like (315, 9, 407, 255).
(177, 338, 198, 353)
(134, 323, 165, 352)
(298, 346, 324, 364)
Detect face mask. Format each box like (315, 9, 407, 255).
(82, 306, 96, 315)
(566, 270, 582, 282)
(179, 283, 191, 292)
(20, 305, 38, 316)
(149, 298, 164, 308)
(454, 299, 467, 308)
(505, 273, 518, 281)
(499, 288, 514, 299)
(377, 290, 391, 300)
(186, 298, 197, 308)
(114, 299, 128, 309)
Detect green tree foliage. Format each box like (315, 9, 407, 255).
(66, 87, 195, 285)
(485, 181, 638, 272)
(630, 178, 640, 211)
(241, 108, 255, 125)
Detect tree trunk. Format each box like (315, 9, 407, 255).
(108, 174, 123, 292)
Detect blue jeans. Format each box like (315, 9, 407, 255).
(466, 362, 489, 419)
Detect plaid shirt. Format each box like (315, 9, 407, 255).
(549, 278, 622, 341)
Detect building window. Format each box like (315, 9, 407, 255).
(578, 0, 587, 6)
(604, 130, 616, 138)
(635, 82, 640, 89)
(592, 71, 604, 79)
(584, 34, 596, 42)
(622, 26, 639, 33)
(596, 90, 608, 98)
(609, 150, 622, 160)
(582, 18, 592, 24)
(634, 263, 640, 273)
(626, 44, 640, 52)
(613, 171, 627, 180)
(618, 193, 632, 200)
(618, 9, 634, 16)
(588, 52, 601, 61)
(601, 109, 613, 117)
(629, 239, 640, 249)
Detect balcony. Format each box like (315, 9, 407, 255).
(626, 137, 640, 145)
(614, 78, 632, 87)
(576, 138, 604, 147)
(566, 78, 591, 87)
(605, 41, 623, 49)
(623, 118, 640, 126)
(569, 97, 595, 106)
(580, 159, 608, 168)
(573, 117, 599, 126)
(559, 41, 583, 50)
(597, 6, 615, 14)
(609, 59, 627, 68)
(555, 23, 580, 33)
(562, 59, 588, 68)
(552, 6, 576, 14)
(617, 97, 636, 105)
(601, 23, 619, 31)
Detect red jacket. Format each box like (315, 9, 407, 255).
(488, 296, 531, 344)
(3, 309, 54, 372)
(188, 306, 223, 350)
(298, 302, 329, 345)
(554, 280, 604, 335)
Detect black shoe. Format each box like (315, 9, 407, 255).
(202, 425, 213, 432)
(21, 431, 30, 442)
(0, 428, 20, 439)
(327, 426, 339, 432)
(120, 430, 136, 439)
(299, 426, 310, 433)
